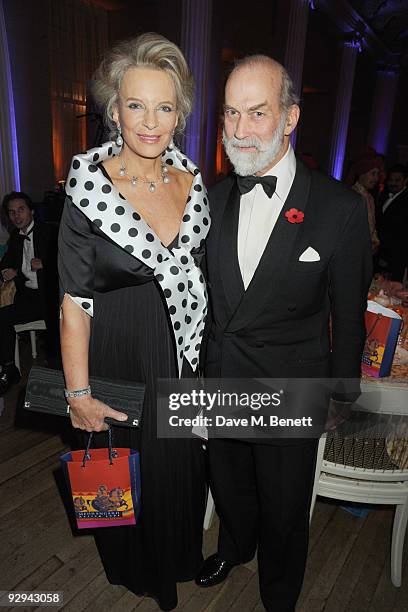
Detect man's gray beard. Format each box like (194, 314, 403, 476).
(222, 112, 287, 176)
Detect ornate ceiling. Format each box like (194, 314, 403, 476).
(349, 0, 408, 56)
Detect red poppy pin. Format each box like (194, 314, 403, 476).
(285, 208, 304, 224)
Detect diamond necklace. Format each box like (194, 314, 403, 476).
(118, 158, 170, 193)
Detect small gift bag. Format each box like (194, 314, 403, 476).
(60, 427, 141, 529)
(362, 300, 403, 378)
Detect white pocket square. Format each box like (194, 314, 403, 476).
(298, 247, 320, 262)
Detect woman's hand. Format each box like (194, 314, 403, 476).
(30, 257, 43, 271)
(68, 395, 128, 432)
(1, 268, 17, 281)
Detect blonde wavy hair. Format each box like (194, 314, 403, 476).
(92, 32, 194, 137)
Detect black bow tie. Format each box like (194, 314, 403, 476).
(20, 226, 34, 241)
(236, 174, 277, 198)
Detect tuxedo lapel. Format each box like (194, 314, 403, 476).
(32, 224, 44, 260)
(12, 231, 25, 270)
(218, 181, 245, 315)
(227, 160, 311, 331)
(383, 189, 407, 215)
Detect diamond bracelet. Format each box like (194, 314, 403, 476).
(64, 385, 91, 399)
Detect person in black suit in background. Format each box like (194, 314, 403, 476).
(0, 192, 58, 394)
(377, 164, 408, 282)
(196, 55, 372, 611)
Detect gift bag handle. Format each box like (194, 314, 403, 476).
(81, 426, 114, 467)
(366, 313, 382, 339)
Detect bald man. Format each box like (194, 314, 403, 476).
(197, 55, 372, 611)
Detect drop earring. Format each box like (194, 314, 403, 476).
(167, 129, 175, 150)
(115, 123, 123, 147)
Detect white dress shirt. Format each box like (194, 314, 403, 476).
(382, 187, 407, 214)
(237, 144, 296, 289)
(20, 220, 38, 289)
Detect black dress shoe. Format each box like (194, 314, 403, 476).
(0, 364, 21, 396)
(195, 553, 236, 588)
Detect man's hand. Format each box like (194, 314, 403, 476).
(68, 395, 128, 432)
(1, 268, 17, 281)
(31, 258, 43, 271)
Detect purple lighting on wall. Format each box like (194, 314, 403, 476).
(6, 89, 20, 190)
(328, 40, 358, 180)
(331, 134, 348, 181)
(371, 124, 388, 155)
(368, 68, 399, 156)
(0, 1, 20, 190)
(180, 0, 212, 167)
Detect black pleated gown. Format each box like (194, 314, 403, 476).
(58, 193, 206, 611)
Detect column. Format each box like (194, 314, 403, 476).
(284, 0, 311, 150)
(328, 38, 359, 180)
(368, 67, 399, 155)
(180, 0, 212, 172)
(0, 0, 20, 200)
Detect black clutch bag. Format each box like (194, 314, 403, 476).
(24, 366, 145, 428)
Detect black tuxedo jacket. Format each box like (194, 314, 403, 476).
(377, 188, 408, 278)
(204, 160, 372, 403)
(1, 221, 58, 306)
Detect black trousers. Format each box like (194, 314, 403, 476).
(378, 244, 407, 282)
(0, 287, 44, 365)
(208, 438, 319, 612)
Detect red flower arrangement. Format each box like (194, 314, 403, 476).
(285, 208, 304, 224)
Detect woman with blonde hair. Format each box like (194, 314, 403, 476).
(58, 33, 210, 610)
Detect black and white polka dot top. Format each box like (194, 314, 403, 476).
(62, 140, 211, 376)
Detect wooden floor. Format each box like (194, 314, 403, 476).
(1, 337, 408, 612)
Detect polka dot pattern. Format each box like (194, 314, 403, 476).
(68, 295, 94, 317)
(65, 139, 211, 376)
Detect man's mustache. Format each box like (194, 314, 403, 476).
(225, 136, 266, 152)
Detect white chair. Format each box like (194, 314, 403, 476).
(310, 381, 408, 587)
(14, 319, 47, 371)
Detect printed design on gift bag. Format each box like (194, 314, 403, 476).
(362, 314, 383, 369)
(73, 496, 87, 512)
(60, 427, 141, 529)
(362, 301, 403, 378)
(72, 483, 132, 519)
(363, 338, 383, 365)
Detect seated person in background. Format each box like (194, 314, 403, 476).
(377, 164, 408, 282)
(0, 191, 58, 395)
